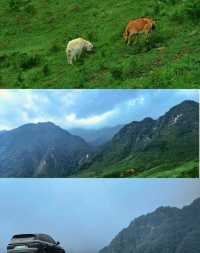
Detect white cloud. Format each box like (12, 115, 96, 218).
(127, 96, 145, 107)
(63, 108, 119, 128)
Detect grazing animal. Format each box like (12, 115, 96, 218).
(123, 18, 156, 45)
(66, 37, 93, 65)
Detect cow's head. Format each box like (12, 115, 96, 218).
(85, 41, 93, 52)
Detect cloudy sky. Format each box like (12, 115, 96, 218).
(0, 89, 198, 130)
(0, 179, 199, 253)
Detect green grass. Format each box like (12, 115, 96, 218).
(74, 159, 199, 178)
(0, 0, 200, 88)
(134, 160, 199, 178)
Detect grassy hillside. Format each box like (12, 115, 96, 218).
(75, 159, 199, 178)
(0, 0, 200, 88)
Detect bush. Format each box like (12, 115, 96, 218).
(110, 66, 123, 80)
(184, 0, 200, 21)
(9, 0, 35, 15)
(19, 53, 40, 70)
(170, 0, 200, 23)
(43, 64, 50, 76)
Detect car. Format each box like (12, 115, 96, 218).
(7, 234, 65, 253)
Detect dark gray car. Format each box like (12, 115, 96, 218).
(7, 234, 65, 253)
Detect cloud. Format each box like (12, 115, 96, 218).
(0, 89, 198, 131)
(126, 96, 145, 107)
(64, 108, 119, 128)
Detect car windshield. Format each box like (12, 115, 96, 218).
(11, 235, 35, 243)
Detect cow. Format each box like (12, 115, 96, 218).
(123, 18, 156, 45)
(66, 37, 93, 65)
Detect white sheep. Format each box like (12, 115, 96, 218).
(66, 37, 93, 65)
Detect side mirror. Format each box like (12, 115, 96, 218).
(56, 242, 60, 246)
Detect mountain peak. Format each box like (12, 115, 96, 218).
(0, 121, 90, 177)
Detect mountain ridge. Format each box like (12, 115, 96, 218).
(99, 197, 200, 253)
(76, 100, 199, 177)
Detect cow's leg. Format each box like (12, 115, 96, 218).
(127, 34, 133, 45)
(128, 33, 137, 45)
(144, 32, 149, 41)
(144, 27, 150, 42)
(133, 34, 138, 45)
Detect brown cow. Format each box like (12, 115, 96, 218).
(123, 18, 156, 45)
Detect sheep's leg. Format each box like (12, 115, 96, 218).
(67, 50, 73, 65)
(78, 50, 82, 59)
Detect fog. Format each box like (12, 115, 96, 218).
(0, 179, 200, 253)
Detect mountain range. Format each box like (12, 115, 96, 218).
(77, 100, 199, 178)
(0, 100, 198, 177)
(99, 197, 200, 253)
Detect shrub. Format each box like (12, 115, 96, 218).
(184, 0, 200, 22)
(9, 0, 31, 11)
(23, 3, 36, 15)
(170, 0, 200, 23)
(43, 64, 49, 76)
(110, 66, 123, 80)
(0, 54, 10, 68)
(9, 0, 20, 10)
(19, 53, 40, 70)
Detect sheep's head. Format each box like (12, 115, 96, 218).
(85, 41, 93, 52)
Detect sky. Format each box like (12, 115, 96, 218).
(0, 89, 198, 131)
(0, 179, 200, 253)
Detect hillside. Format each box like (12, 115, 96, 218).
(99, 198, 200, 253)
(76, 100, 199, 178)
(0, 122, 91, 177)
(0, 0, 200, 88)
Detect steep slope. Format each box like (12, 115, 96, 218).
(0, 0, 199, 88)
(0, 122, 91, 177)
(77, 100, 199, 177)
(69, 125, 123, 146)
(99, 198, 200, 253)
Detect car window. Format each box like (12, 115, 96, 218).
(11, 234, 35, 243)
